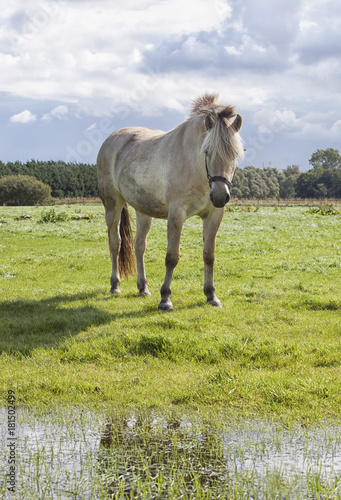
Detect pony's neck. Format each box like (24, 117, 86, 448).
(185, 115, 207, 155)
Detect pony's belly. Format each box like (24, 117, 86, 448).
(131, 200, 169, 219)
(117, 165, 169, 218)
(122, 187, 169, 219)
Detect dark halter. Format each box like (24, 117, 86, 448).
(205, 152, 233, 190)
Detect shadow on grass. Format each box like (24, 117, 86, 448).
(0, 291, 209, 356)
(291, 297, 341, 311)
(0, 290, 159, 356)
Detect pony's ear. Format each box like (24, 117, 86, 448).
(232, 114, 242, 132)
(204, 113, 216, 130)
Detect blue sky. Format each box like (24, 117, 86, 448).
(1, 0, 340, 170)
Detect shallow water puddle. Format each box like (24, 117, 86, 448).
(1, 407, 341, 499)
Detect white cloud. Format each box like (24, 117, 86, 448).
(42, 105, 69, 121)
(0, 0, 231, 110)
(331, 120, 341, 137)
(1, 0, 341, 168)
(86, 123, 97, 132)
(0, 1, 339, 122)
(10, 109, 37, 124)
(255, 106, 301, 134)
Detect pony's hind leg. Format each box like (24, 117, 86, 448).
(135, 211, 153, 296)
(104, 196, 125, 294)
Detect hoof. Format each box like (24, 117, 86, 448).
(139, 289, 151, 297)
(207, 298, 222, 307)
(158, 301, 174, 312)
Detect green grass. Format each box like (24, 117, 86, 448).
(0, 203, 341, 421)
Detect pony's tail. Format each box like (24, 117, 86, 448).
(118, 203, 136, 280)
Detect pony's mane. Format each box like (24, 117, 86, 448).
(191, 93, 236, 119)
(190, 93, 244, 163)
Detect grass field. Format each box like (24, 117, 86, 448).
(0, 202, 341, 421)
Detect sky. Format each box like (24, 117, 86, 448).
(1, 0, 340, 171)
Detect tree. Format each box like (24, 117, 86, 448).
(0, 175, 52, 206)
(232, 166, 280, 199)
(232, 168, 250, 198)
(279, 165, 300, 199)
(309, 148, 341, 170)
(283, 165, 300, 177)
(0, 160, 99, 198)
(296, 149, 341, 198)
(263, 167, 280, 199)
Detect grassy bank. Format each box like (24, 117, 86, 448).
(0, 203, 340, 421)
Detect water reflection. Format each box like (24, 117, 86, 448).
(98, 413, 229, 497)
(0, 407, 341, 499)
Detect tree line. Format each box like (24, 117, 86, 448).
(0, 160, 98, 198)
(233, 149, 341, 199)
(0, 148, 340, 200)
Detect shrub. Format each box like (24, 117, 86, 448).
(14, 214, 33, 220)
(70, 213, 95, 220)
(305, 203, 340, 216)
(0, 175, 52, 206)
(38, 209, 70, 223)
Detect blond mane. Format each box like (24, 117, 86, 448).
(191, 93, 244, 163)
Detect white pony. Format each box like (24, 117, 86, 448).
(97, 93, 244, 311)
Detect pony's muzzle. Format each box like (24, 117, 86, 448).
(210, 183, 230, 207)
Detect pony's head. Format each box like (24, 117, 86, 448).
(191, 93, 244, 207)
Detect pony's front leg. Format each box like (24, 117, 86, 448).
(135, 211, 153, 296)
(202, 208, 224, 307)
(158, 208, 185, 312)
